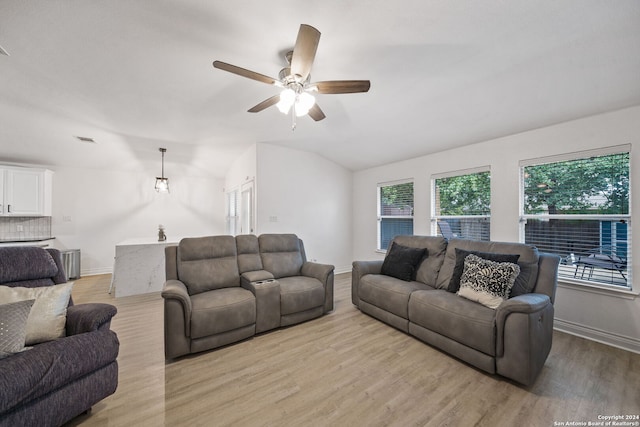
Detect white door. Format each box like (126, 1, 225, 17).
(240, 181, 255, 234)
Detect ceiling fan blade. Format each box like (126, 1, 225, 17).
(290, 24, 321, 81)
(248, 94, 281, 113)
(213, 61, 279, 86)
(308, 103, 326, 121)
(312, 80, 371, 94)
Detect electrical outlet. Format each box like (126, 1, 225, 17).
(17, 225, 23, 232)
(269, 216, 278, 222)
(63, 216, 72, 222)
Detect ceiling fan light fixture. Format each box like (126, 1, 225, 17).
(295, 92, 315, 117)
(277, 88, 296, 114)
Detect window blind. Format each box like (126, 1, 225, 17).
(378, 180, 414, 250)
(520, 151, 631, 288)
(432, 169, 491, 241)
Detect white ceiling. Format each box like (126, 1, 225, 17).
(1, 1, 639, 179)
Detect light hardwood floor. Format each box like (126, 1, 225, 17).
(66, 273, 640, 427)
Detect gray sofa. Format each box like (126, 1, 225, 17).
(0, 247, 119, 427)
(162, 233, 334, 359)
(352, 236, 560, 386)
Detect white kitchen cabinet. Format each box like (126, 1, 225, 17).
(0, 167, 53, 216)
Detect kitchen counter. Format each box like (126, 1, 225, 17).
(111, 237, 181, 297)
(0, 238, 55, 247)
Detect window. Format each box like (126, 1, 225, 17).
(432, 168, 491, 241)
(377, 180, 414, 251)
(520, 147, 631, 288)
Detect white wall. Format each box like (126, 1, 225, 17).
(256, 143, 353, 273)
(51, 166, 225, 275)
(225, 143, 257, 193)
(352, 105, 640, 352)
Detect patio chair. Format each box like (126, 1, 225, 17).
(437, 221, 458, 240)
(573, 245, 627, 284)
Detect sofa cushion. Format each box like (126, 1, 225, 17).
(236, 234, 264, 274)
(391, 235, 447, 287)
(278, 276, 325, 315)
(447, 249, 520, 293)
(435, 238, 539, 293)
(0, 247, 58, 284)
(408, 289, 497, 356)
(177, 236, 240, 295)
(0, 282, 74, 345)
(381, 242, 427, 282)
(259, 234, 304, 279)
(457, 254, 520, 309)
(359, 274, 433, 319)
(190, 287, 256, 339)
(0, 299, 34, 359)
(0, 329, 119, 415)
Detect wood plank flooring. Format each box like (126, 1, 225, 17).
(66, 273, 640, 427)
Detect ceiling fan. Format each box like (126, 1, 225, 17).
(213, 24, 370, 130)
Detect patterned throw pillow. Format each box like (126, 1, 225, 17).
(457, 254, 521, 309)
(0, 299, 35, 359)
(0, 282, 74, 345)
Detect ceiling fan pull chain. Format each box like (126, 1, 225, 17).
(291, 104, 297, 131)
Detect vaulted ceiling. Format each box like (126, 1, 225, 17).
(1, 1, 639, 179)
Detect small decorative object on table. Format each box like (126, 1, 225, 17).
(158, 224, 167, 242)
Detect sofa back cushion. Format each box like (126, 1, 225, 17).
(391, 235, 448, 287)
(259, 234, 304, 279)
(177, 236, 240, 295)
(435, 238, 539, 297)
(0, 247, 58, 285)
(235, 235, 264, 274)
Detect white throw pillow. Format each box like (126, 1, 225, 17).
(0, 282, 74, 345)
(457, 254, 520, 309)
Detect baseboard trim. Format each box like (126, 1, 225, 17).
(554, 318, 640, 354)
(80, 267, 113, 277)
(335, 265, 352, 275)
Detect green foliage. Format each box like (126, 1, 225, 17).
(380, 183, 413, 209)
(523, 153, 629, 215)
(436, 172, 490, 216)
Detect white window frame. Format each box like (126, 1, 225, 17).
(377, 179, 414, 252)
(519, 145, 632, 291)
(431, 166, 491, 241)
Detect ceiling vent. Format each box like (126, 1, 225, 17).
(75, 136, 96, 143)
(0, 45, 9, 56)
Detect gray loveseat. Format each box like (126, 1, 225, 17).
(352, 236, 560, 386)
(162, 233, 334, 359)
(0, 247, 119, 427)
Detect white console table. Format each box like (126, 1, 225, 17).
(111, 237, 180, 297)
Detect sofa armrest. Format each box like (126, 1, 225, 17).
(241, 270, 275, 287)
(495, 293, 554, 385)
(301, 262, 334, 285)
(351, 260, 384, 306)
(161, 280, 192, 336)
(302, 262, 335, 313)
(66, 303, 117, 335)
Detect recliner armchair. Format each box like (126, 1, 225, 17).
(162, 234, 334, 359)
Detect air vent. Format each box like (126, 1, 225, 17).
(75, 136, 96, 143)
(0, 45, 9, 56)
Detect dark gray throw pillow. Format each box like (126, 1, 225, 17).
(447, 248, 520, 293)
(381, 242, 428, 282)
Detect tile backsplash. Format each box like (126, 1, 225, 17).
(0, 217, 52, 241)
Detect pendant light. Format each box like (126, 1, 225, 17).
(155, 148, 169, 193)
